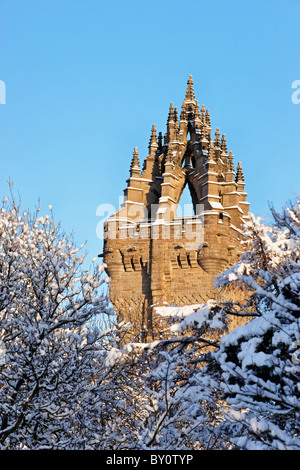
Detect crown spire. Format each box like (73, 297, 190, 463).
(184, 74, 195, 102)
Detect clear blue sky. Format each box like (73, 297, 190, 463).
(0, 0, 299, 266)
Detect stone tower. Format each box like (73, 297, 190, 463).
(103, 76, 250, 340)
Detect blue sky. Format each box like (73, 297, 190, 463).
(0, 0, 299, 266)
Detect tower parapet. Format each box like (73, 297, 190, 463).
(103, 76, 250, 340)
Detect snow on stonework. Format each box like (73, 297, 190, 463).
(155, 300, 228, 335)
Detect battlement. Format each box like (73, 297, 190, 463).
(103, 76, 250, 340)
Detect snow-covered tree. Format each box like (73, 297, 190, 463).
(0, 193, 118, 449)
(100, 301, 235, 450)
(214, 200, 300, 450)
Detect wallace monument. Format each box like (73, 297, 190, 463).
(102, 76, 250, 339)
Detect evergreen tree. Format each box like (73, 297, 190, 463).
(214, 200, 300, 449)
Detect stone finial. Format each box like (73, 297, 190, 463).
(130, 147, 140, 174)
(205, 109, 211, 128)
(227, 151, 235, 172)
(208, 140, 215, 162)
(235, 161, 244, 182)
(148, 124, 158, 158)
(149, 124, 157, 144)
(184, 74, 195, 102)
(167, 103, 178, 144)
(167, 103, 175, 123)
(165, 146, 175, 165)
(195, 101, 201, 121)
(221, 134, 228, 155)
(174, 106, 178, 122)
(180, 104, 187, 121)
(157, 131, 163, 152)
(201, 125, 208, 143)
(214, 128, 221, 148)
(200, 104, 206, 122)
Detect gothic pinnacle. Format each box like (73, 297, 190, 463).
(150, 124, 157, 141)
(200, 104, 206, 122)
(157, 131, 163, 152)
(166, 144, 174, 165)
(205, 109, 211, 128)
(148, 124, 158, 155)
(174, 106, 178, 122)
(195, 101, 201, 121)
(235, 161, 244, 182)
(184, 74, 195, 102)
(180, 104, 187, 121)
(130, 147, 140, 172)
(221, 134, 228, 155)
(201, 125, 208, 143)
(167, 103, 175, 123)
(214, 128, 221, 148)
(208, 140, 215, 162)
(227, 151, 234, 172)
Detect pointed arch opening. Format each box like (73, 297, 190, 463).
(176, 177, 199, 218)
(177, 183, 194, 217)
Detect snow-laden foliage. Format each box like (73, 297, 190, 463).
(216, 202, 300, 312)
(0, 195, 118, 449)
(214, 200, 300, 450)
